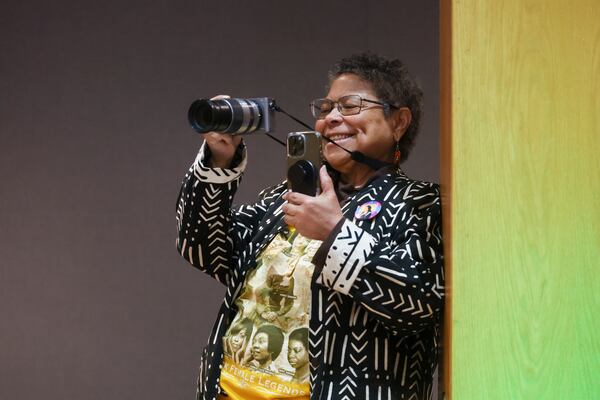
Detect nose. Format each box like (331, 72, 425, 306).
(323, 106, 344, 125)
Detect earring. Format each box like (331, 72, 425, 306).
(393, 141, 401, 165)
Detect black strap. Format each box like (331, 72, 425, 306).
(271, 102, 314, 131)
(265, 133, 286, 147)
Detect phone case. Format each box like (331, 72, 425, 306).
(286, 131, 323, 196)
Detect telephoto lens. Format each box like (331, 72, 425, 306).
(187, 98, 273, 135)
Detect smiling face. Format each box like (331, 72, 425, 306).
(251, 332, 272, 365)
(315, 73, 401, 185)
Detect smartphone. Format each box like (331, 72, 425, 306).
(286, 131, 323, 196)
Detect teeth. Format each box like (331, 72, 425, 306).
(329, 134, 352, 141)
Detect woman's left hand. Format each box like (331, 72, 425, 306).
(283, 166, 344, 241)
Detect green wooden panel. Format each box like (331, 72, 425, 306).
(448, 1, 600, 398)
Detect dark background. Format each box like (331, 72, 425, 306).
(0, 1, 439, 398)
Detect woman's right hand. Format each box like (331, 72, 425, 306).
(203, 95, 243, 168)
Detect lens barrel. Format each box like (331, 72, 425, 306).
(188, 98, 262, 134)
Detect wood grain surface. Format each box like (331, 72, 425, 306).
(442, 1, 600, 398)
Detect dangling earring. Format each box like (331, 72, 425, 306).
(393, 141, 401, 165)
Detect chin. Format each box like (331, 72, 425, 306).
(325, 159, 354, 175)
(324, 149, 352, 171)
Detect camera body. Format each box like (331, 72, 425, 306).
(188, 97, 275, 135)
(287, 131, 323, 196)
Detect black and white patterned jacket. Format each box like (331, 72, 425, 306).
(176, 143, 444, 400)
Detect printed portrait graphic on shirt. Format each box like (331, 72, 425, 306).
(220, 230, 319, 399)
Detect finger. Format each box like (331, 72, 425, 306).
(204, 131, 238, 146)
(283, 203, 300, 217)
(320, 166, 334, 193)
(203, 132, 226, 141)
(285, 191, 299, 204)
(287, 191, 311, 205)
(231, 134, 243, 146)
(284, 214, 294, 226)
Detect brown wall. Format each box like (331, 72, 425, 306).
(0, 1, 439, 398)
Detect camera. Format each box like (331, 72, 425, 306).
(188, 97, 275, 135)
(287, 131, 323, 196)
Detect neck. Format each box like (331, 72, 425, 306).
(340, 164, 373, 188)
(341, 153, 395, 187)
(294, 364, 310, 380)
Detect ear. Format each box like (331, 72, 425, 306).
(390, 107, 412, 142)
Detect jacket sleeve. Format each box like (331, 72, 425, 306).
(175, 142, 284, 286)
(314, 181, 444, 336)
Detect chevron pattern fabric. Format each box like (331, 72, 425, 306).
(176, 145, 444, 400)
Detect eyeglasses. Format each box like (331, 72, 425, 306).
(309, 94, 397, 119)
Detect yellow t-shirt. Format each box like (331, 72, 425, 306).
(219, 229, 319, 400)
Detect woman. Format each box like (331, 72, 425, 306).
(222, 318, 253, 364)
(245, 324, 284, 373)
(176, 53, 444, 400)
(287, 328, 310, 384)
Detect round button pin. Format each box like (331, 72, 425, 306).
(354, 200, 382, 220)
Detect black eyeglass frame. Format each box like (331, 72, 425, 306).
(309, 94, 399, 119)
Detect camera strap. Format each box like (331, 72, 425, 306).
(271, 102, 391, 171)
